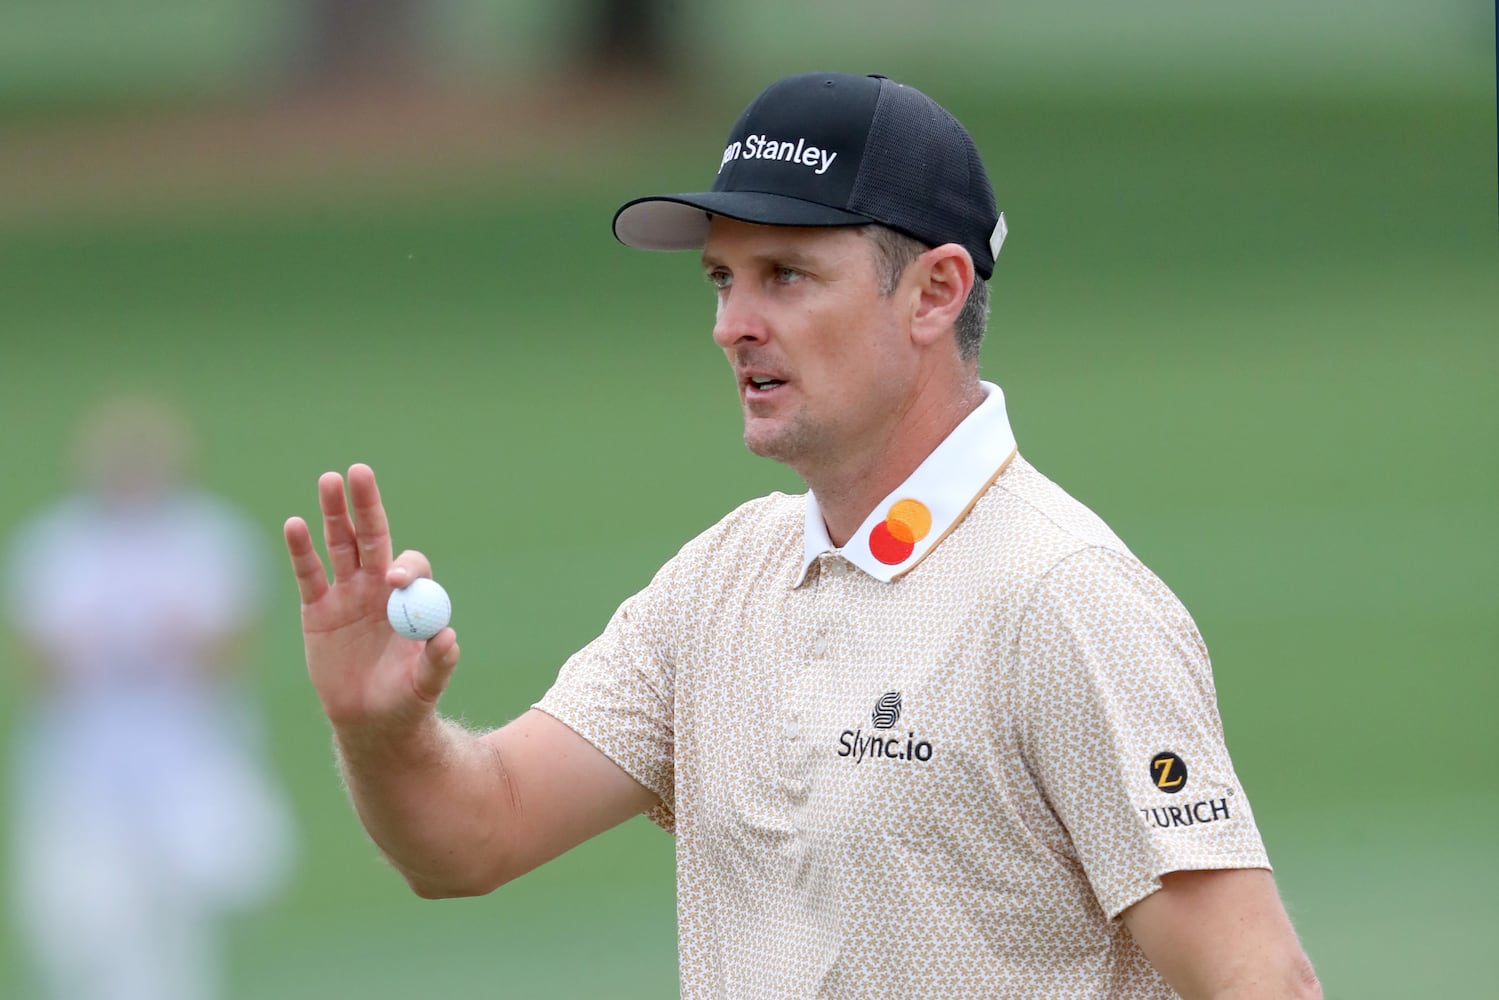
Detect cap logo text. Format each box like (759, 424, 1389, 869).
(720, 134, 838, 175)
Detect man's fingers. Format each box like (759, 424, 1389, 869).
(314, 466, 400, 584)
(318, 471, 361, 580)
(347, 463, 394, 574)
(412, 628, 460, 704)
(387, 549, 434, 589)
(284, 516, 330, 605)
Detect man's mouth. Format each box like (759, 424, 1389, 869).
(747, 376, 786, 391)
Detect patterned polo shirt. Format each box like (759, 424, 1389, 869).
(536, 381, 1270, 998)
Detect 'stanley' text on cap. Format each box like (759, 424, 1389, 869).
(720, 134, 839, 176)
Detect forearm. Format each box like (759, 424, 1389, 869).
(1125, 869, 1321, 1000)
(334, 713, 515, 898)
(1217, 965, 1322, 1000)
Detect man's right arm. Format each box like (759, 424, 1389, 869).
(336, 708, 655, 897)
(286, 464, 656, 898)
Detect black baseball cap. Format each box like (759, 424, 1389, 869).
(612, 72, 1007, 279)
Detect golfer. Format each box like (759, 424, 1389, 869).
(286, 71, 1320, 999)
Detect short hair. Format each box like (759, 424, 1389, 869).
(863, 225, 990, 361)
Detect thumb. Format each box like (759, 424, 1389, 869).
(411, 628, 460, 704)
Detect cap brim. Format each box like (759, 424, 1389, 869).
(613, 192, 874, 250)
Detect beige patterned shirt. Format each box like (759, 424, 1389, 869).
(536, 382, 1269, 998)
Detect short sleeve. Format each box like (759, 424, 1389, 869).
(1014, 546, 1270, 918)
(534, 573, 678, 833)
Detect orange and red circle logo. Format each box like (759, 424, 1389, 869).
(868, 498, 932, 565)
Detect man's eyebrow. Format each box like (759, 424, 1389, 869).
(700, 246, 825, 271)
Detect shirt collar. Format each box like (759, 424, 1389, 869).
(797, 381, 1018, 585)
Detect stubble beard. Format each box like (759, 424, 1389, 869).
(742, 403, 830, 475)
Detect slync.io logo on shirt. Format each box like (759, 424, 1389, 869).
(837, 690, 935, 764)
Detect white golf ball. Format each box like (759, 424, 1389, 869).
(386, 577, 452, 641)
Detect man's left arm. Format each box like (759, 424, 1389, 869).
(1122, 868, 1321, 1000)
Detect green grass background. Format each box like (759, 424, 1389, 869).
(1, 4, 1495, 997)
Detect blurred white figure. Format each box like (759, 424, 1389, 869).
(4, 396, 295, 1000)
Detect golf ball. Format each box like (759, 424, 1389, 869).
(386, 577, 452, 641)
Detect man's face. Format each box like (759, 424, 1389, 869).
(702, 218, 915, 476)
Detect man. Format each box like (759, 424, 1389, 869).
(285, 72, 1320, 998)
(6, 396, 296, 1000)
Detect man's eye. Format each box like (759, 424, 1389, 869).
(774, 266, 803, 284)
(706, 270, 731, 290)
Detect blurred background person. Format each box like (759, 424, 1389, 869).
(3, 395, 296, 1000)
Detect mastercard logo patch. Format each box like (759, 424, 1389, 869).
(868, 498, 932, 565)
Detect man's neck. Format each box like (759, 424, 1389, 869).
(805, 379, 986, 547)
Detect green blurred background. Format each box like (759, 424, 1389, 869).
(1, 2, 1494, 997)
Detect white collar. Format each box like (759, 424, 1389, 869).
(797, 381, 1018, 585)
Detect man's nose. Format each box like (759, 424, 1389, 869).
(711, 289, 770, 350)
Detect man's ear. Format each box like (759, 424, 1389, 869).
(909, 243, 974, 348)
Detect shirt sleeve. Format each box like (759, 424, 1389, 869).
(1014, 545, 1270, 919)
(534, 567, 679, 833)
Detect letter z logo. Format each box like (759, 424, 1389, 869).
(1150, 752, 1188, 794)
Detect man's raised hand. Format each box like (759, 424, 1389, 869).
(283, 464, 460, 735)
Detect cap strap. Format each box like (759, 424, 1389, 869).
(989, 212, 1008, 262)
